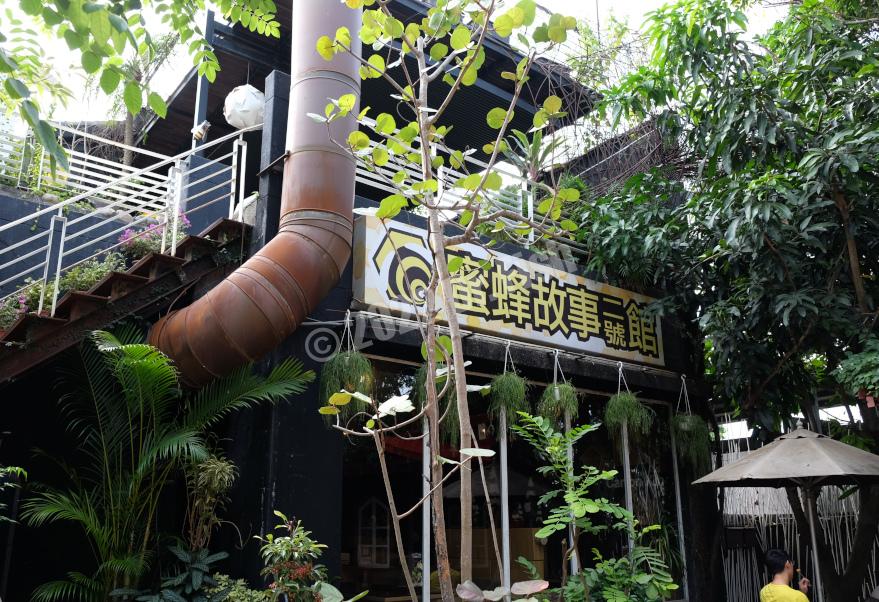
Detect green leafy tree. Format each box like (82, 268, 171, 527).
(313, 2, 578, 598)
(2, 0, 281, 168)
(512, 413, 678, 601)
(22, 327, 314, 602)
(86, 32, 179, 165)
(584, 0, 879, 431)
(575, 1, 879, 598)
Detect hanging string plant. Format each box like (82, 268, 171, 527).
(538, 382, 578, 422)
(538, 352, 578, 422)
(604, 391, 653, 440)
(414, 362, 459, 445)
(672, 376, 712, 476)
(488, 371, 529, 427)
(604, 363, 653, 442)
(318, 312, 373, 425)
(487, 342, 529, 433)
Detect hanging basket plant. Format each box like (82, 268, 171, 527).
(488, 371, 529, 427)
(414, 362, 460, 445)
(672, 413, 712, 476)
(537, 382, 578, 422)
(604, 391, 653, 441)
(318, 350, 373, 424)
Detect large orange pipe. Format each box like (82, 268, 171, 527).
(149, 1, 361, 385)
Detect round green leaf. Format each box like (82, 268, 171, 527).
(372, 146, 389, 167)
(486, 107, 509, 129)
(316, 35, 335, 61)
(366, 54, 385, 78)
(347, 130, 371, 151)
(450, 26, 471, 50)
(429, 43, 449, 61)
(375, 112, 396, 134)
(494, 13, 514, 37)
(329, 391, 352, 406)
(543, 95, 562, 114)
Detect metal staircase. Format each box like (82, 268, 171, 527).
(0, 123, 260, 382)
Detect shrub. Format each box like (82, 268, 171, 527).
(119, 212, 191, 258)
(0, 253, 124, 330)
(208, 575, 271, 602)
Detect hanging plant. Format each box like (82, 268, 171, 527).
(604, 391, 653, 440)
(488, 371, 529, 428)
(672, 413, 712, 476)
(537, 382, 578, 422)
(414, 362, 459, 445)
(318, 350, 373, 424)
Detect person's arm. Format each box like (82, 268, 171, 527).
(798, 576, 812, 600)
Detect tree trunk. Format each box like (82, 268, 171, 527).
(373, 429, 418, 600)
(426, 277, 455, 601)
(123, 112, 135, 166)
(833, 189, 869, 314)
(428, 210, 474, 582)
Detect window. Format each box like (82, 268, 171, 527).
(358, 497, 390, 568)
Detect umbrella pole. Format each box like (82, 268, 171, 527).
(806, 488, 824, 602)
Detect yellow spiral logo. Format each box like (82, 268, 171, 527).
(372, 227, 432, 307)
(387, 247, 431, 306)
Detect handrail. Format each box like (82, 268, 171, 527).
(0, 123, 257, 314)
(51, 123, 172, 161)
(0, 123, 263, 234)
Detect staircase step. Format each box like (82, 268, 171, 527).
(128, 253, 187, 280)
(200, 218, 250, 243)
(88, 271, 149, 299)
(172, 235, 218, 261)
(0, 313, 67, 344)
(53, 291, 109, 321)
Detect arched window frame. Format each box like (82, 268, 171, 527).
(358, 497, 390, 569)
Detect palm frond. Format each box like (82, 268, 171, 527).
(31, 572, 102, 602)
(92, 331, 180, 417)
(21, 489, 106, 543)
(97, 552, 151, 580)
(109, 322, 148, 345)
(184, 358, 315, 431)
(134, 428, 208, 479)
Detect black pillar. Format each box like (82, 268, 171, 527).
(191, 10, 215, 154)
(251, 70, 289, 254)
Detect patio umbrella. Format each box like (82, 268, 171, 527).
(693, 427, 879, 602)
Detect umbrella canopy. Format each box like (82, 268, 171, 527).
(693, 427, 879, 488)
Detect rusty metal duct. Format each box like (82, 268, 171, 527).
(149, 1, 361, 385)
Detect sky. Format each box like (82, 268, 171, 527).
(19, 0, 788, 124)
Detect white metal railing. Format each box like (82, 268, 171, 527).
(0, 122, 260, 319)
(353, 132, 587, 256)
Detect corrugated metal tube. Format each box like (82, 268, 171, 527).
(149, 0, 361, 385)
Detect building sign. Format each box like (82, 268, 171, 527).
(353, 216, 665, 366)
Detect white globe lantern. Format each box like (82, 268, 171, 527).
(223, 84, 265, 129)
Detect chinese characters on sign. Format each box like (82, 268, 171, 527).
(354, 217, 664, 366)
